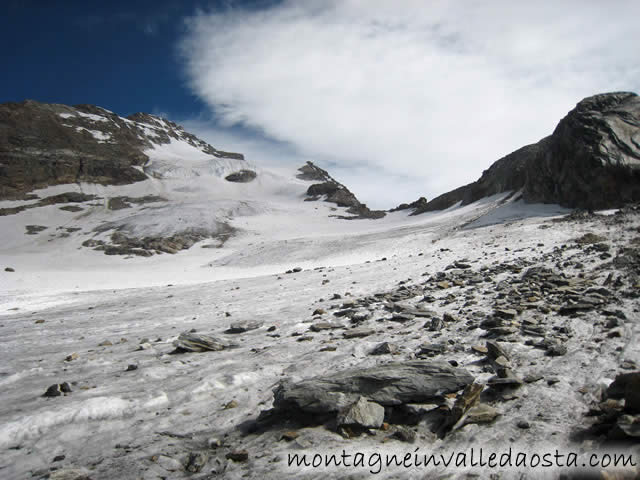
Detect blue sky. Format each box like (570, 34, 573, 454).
(3, 1, 640, 208)
(1, 1, 274, 117)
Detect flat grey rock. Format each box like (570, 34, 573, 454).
(172, 332, 230, 352)
(273, 361, 474, 413)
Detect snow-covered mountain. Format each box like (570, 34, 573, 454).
(1, 97, 639, 480)
(0, 100, 392, 292)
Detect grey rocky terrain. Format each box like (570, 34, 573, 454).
(1, 203, 639, 479)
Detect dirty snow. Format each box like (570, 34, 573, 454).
(0, 139, 638, 479)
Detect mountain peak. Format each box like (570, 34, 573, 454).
(401, 91, 640, 214)
(0, 100, 245, 199)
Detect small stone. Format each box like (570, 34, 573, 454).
(319, 346, 337, 352)
(464, 404, 499, 425)
(172, 332, 231, 352)
(471, 345, 488, 354)
(494, 356, 511, 368)
(436, 281, 450, 289)
(281, 431, 300, 442)
(516, 419, 530, 429)
(337, 396, 385, 429)
(43, 384, 61, 397)
(417, 343, 447, 357)
(226, 450, 249, 462)
(52, 455, 66, 462)
(389, 426, 417, 443)
(184, 452, 209, 473)
(524, 374, 543, 384)
(155, 454, 183, 472)
(546, 342, 567, 357)
(225, 320, 263, 334)
(486, 340, 510, 361)
(370, 342, 399, 355)
(4, 267, 15, 272)
(224, 400, 238, 409)
(390, 313, 415, 323)
(607, 329, 623, 339)
(65, 353, 78, 362)
(125, 364, 138, 371)
(35, 319, 45, 324)
(98, 340, 113, 347)
(426, 317, 444, 331)
(312, 308, 326, 316)
(310, 322, 341, 332)
(343, 328, 374, 339)
(208, 438, 223, 448)
(494, 309, 518, 319)
(442, 312, 457, 323)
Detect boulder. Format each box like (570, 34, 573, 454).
(172, 332, 231, 352)
(273, 361, 475, 414)
(225, 170, 257, 183)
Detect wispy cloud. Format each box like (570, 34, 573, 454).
(179, 0, 640, 208)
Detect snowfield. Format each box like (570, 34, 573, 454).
(1, 140, 638, 479)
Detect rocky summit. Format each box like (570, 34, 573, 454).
(404, 92, 640, 214)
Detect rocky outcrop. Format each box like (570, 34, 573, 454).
(525, 92, 640, 208)
(225, 170, 257, 183)
(390, 196, 428, 212)
(82, 225, 235, 257)
(0, 100, 244, 199)
(297, 161, 386, 219)
(408, 92, 640, 214)
(0, 191, 99, 216)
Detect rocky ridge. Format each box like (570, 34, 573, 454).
(297, 161, 386, 219)
(404, 92, 640, 214)
(0, 100, 245, 199)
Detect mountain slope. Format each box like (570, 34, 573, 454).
(0, 101, 390, 261)
(0, 101, 245, 200)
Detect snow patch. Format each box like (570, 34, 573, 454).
(74, 127, 112, 142)
(143, 138, 250, 179)
(76, 112, 109, 122)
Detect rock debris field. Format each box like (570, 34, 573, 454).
(1, 206, 639, 480)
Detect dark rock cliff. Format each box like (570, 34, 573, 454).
(404, 92, 640, 214)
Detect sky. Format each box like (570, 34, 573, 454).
(2, 1, 640, 209)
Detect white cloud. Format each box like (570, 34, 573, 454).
(178, 0, 640, 208)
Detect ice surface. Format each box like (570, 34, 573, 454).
(1, 129, 637, 478)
